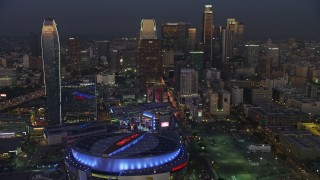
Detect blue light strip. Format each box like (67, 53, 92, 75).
(143, 112, 154, 119)
(71, 147, 181, 173)
(108, 134, 146, 157)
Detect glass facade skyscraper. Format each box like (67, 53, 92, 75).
(202, 5, 214, 68)
(41, 18, 61, 125)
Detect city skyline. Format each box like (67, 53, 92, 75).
(0, 0, 320, 40)
(1, 1, 320, 179)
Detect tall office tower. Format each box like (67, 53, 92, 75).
(202, 5, 214, 68)
(67, 37, 81, 75)
(140, 19, 157, 40)
(268, 47, 280, 67)
(162, 49, 174, 78)
(221, 27, 232, 64)
(95, 40, 110, 66)
(226, 19, 244, 46)
(161, 22, 190, 53)
(189, 51, 205, 82)
(41, 18, 61, 125)
(138, 40, 162, 91)
(257, 56, 272, 77)
(221, 19, 244, 63)
(30, 32, 41, 57)
(266, 38, 273, 49)
(187, 28, 197, 52)
(180, 68, 198, 96)
(265, 38, 280, 67)
(173, 55, 187, 92)
(244, 44, 260, 67)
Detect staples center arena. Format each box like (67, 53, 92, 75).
(65, 132, 188, 180)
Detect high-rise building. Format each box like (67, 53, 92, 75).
(138, 39, 162, 91)
(162, 49, 174, 79)
(187, 28, 197, 52)
(161, 22, 190, 53)
(189, 51, 205, 82)
(140, 19, 157, 40)
(41, 18, 61, 125)
(244, 44, 259, 67)
(180, 68, 198, 96)
(267, 47, 280, 67)
(202, 5, 214, 68)
(67, 37, 81, 75)
(231, 86, 243, 106)
(209, 90, 230, 116)
(265, 38, 280, 67)
(30, 32, 41, 57)
(138, 19, 162, 91)
(95, 40, 110, 66)
(221, 27, 232, 63)
(162, 23, 178, 50)
(257, 56, 272, 78)
(173, 54, 187, 92)
(222, 19, 244, 63)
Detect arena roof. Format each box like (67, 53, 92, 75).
(65, 132, 188, 176)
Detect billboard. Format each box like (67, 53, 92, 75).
(161, 122, 169, 127)
(155, 87, 162, 103)
(162, 88, 168, 103)
(147, 88, 153, 103)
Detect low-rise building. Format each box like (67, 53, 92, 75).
(248, 144, 271, 153)
(298, 123, 320, 136)
(44, 122, 118, 146)
(248, 105, 310, 127)
(288, 98, 320, 115)
(251, 87, 272, 105)
(279, 131, 320, 160)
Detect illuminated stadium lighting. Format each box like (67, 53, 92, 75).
(65, 133, 188, 179)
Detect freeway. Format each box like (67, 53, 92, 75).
(0, 89, 45, 111)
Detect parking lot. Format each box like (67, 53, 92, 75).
(201, 132, 295, 180)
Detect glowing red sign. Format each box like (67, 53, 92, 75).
(171, 161, 188, 172)
(116, 133, 139, 146)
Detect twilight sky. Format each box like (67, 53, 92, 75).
(0, 0, 319, 40)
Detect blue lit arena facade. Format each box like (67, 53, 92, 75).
(65, 132, 188, 180)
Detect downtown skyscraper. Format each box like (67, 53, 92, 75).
(41, 18, 61, 125)
(202, 5, 214, 68)
(138, 19, 162, 92)
(221, 18, 244, 63)
(161, 22, 190, 53)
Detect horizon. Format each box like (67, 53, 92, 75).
(0, 0, 320, 40)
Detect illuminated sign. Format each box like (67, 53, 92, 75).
(171, 161, 188, 172)
(116, 133, 140, 146)
(0, 94, 6, 97)
(161, 122, 169, 127)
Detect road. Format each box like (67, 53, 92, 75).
(0, 89, 45, 111)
